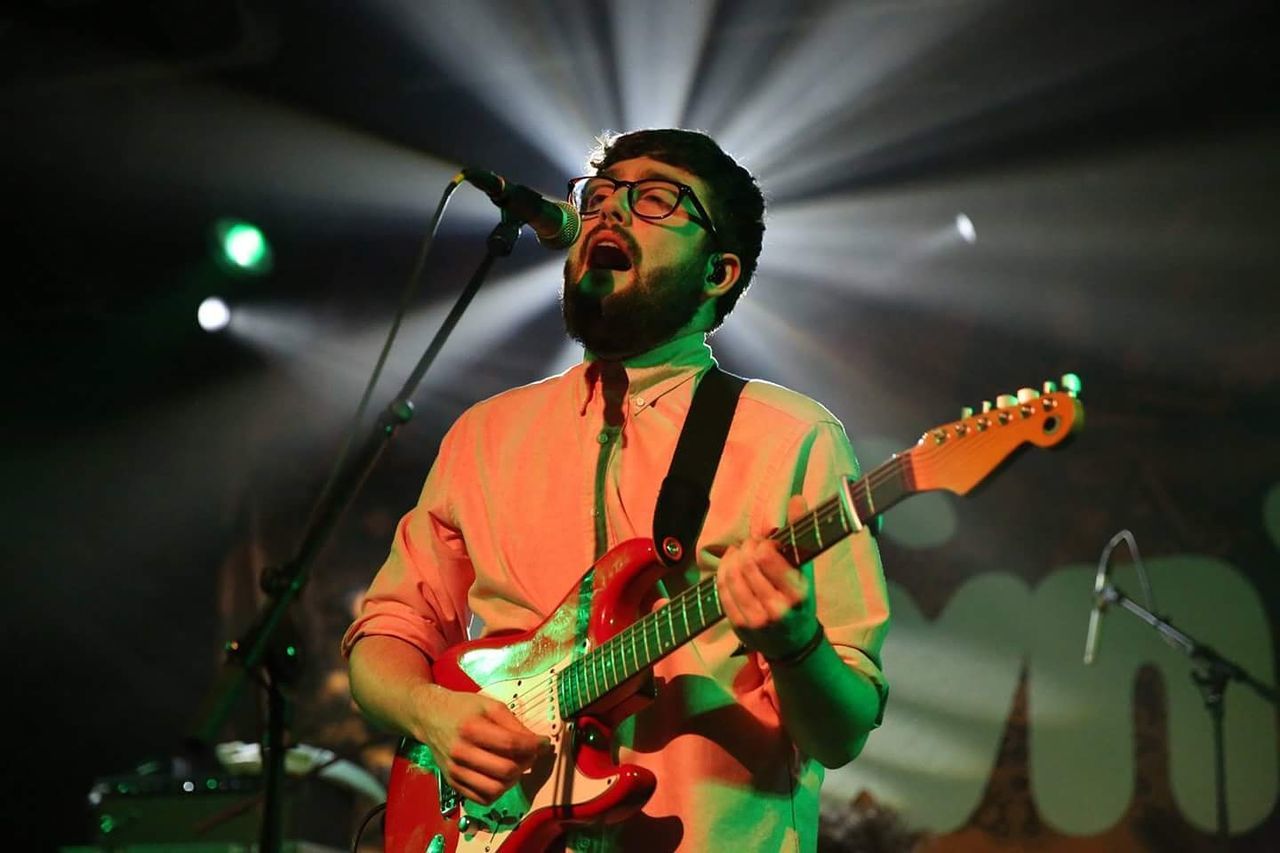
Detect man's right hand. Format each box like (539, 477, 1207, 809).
(409, 683, 549, 805)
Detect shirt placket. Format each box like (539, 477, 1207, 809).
(592, 420, 622, 561)
(592, 365, 628, 561)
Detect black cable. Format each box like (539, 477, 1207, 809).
(350, 800, 387, 853)
(1103, 529, 1155, 612)
(300, 173, 466, 543)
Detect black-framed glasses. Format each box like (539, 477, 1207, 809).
(567, 175, 721, 246)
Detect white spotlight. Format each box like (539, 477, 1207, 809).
(955, 213, 977, 244)
(198, 296, 231, 332)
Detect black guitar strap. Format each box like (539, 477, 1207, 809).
(652, 365, 748, 567)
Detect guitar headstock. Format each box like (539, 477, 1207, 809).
(907, 374, 1084, 495)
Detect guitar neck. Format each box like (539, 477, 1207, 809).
(557, 383, 1081, 716)
(557, 455, 915, 716)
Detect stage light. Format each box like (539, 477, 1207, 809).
(214, 219, 272, 275)
(225, 261, 565, 404)
(224, 223, 267, 268)
(955, 213, 976, 244)
(198, 296, 231, 332)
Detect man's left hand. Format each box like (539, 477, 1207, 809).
(716, 495, 818, 660)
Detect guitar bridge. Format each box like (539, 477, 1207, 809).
(434, 768, 461, 816)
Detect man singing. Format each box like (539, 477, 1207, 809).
(344, 128, 890, 851)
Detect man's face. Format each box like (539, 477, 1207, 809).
(561, 156, 717, 360)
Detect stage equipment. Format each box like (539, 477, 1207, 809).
(188, 171, 536, 853)
(1083, 529, 1154, 665)
(1083, 537, 1277, 847)
(462, 169, 581, 249)
(78, 743, 382, 850)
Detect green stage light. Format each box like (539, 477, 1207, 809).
(213, 219, 272, 275)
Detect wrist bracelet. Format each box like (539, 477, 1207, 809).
(763, 621, 826, 667)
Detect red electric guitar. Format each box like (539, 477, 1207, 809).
(382, 378, 1084, 853)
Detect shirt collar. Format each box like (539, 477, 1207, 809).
(577, 331, 715, 414)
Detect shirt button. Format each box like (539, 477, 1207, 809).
(633, 396, 646, 408)
(597, 431, 610, 444)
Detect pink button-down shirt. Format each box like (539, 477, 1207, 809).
(343, 332, 890, 851)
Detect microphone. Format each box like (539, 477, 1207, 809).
(462, 169, 582, 249)
(1083, 529, 1132, 665)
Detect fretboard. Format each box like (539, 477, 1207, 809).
(556, 452, 916, 716)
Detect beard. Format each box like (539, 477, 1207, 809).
(561, 252, 707, 361)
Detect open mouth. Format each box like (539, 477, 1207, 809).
(587, 237, 632, 271)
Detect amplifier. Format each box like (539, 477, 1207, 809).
(83, 771, 356, 848)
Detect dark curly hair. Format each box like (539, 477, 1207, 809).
(587, 128, 765, 330)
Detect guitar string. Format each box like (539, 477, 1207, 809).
(510, 407, 1055, 722)
(513, 498, 844, 724)
(516, 465, 999, 724)
(515, 426, 991, 723)
(514, 437, 945, 721)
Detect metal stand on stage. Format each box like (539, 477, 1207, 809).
(1091, 560, 1277, 849)
(186, 209, 524, 852)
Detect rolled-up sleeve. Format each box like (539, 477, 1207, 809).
(341, 423, 475, 662)
(755, 418, 891, 723)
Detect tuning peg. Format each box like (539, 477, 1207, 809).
(1061, 373, 1082, 398)
(960, 405, 974, 419)
(1042, 379, 1058, 394)
(1016, 387, 1040, 403)
(995, 394, 1017, 409)
(981, 400, 993, 413)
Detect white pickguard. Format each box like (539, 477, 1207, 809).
(449, 652, 618, 853)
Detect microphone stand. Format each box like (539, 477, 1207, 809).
(1095, 581, 1278, 848)
(188, 211, 524, 852)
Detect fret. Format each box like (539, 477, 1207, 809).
(680, 594, 691, 638)
(642, 618, 651, 664)
(811, 510, 823, 549)
(695, 582, 705, 626)
(860, 456, 911, 521)
(576, 658, 586, 709)
(820, 504, 839, 546)
(564, 663, 575, 713)
(787, 525, 799, 564)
